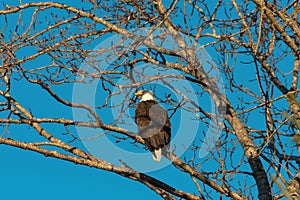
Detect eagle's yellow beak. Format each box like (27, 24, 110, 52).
(134, 91, 143, 96)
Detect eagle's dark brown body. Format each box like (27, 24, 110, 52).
(135, 100, 171, 161)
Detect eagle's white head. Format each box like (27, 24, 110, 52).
(134, 90, 155, 102)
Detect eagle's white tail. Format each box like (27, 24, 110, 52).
(152, 148, 162, 162)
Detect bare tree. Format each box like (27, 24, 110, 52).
(0, 1, 300, 199)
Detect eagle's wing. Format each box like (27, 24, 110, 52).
(149, 104, 171, 145)
(148, 104, 168, 131)
(135, 101, 171, 161)
(141, 105, 170, 146)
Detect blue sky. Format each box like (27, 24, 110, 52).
(0, 145, 162, 200)
(0, 0, 296, 199)
(0, 1, 202, 199)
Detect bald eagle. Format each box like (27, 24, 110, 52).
(134, 90, 171, 162)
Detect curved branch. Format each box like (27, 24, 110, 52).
(0, 137, 200, 200)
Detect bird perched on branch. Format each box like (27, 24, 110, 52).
(134, 90, 171, 162)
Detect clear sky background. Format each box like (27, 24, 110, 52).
(1, 0, 293, 199)
(0, 144, 164, 200)
(0, 1, 158, 199)
(0, 1, 198, 199)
